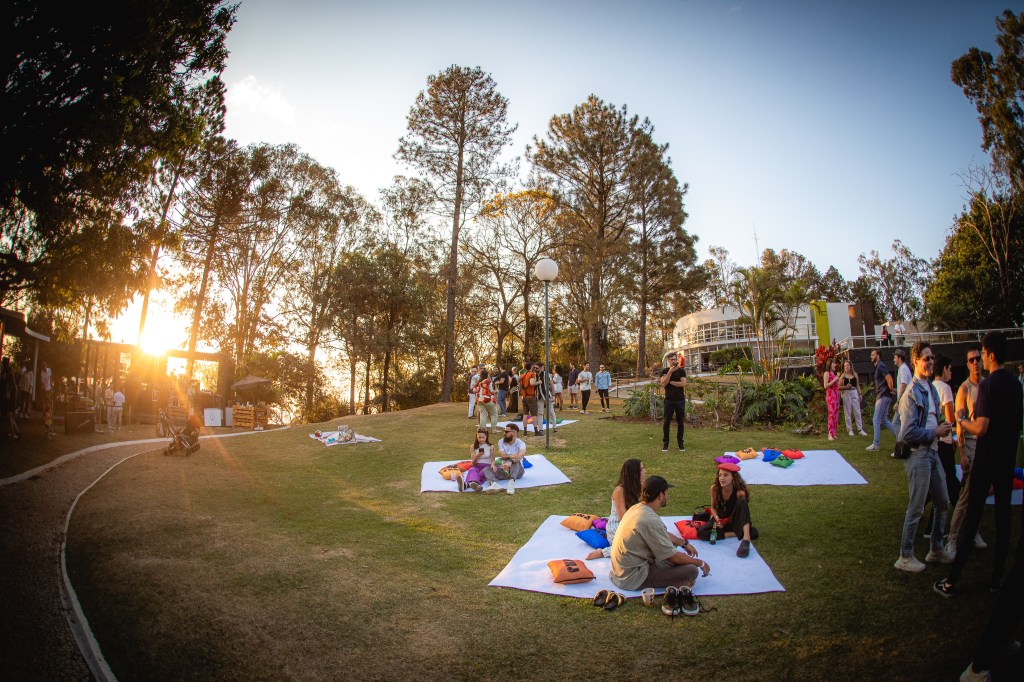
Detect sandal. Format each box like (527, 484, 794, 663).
(592, 589, 610, 607)
(603, 592, 626, 611)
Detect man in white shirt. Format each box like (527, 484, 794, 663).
(111, 386, 126, 431)
(491, 423, 527, 494)
(467, 366, 479, 419)
(892, 349, 913, 438)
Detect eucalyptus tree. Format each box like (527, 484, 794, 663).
(857, 240, 928, 323)
(530, 96, 641, 368)
(280, 166, 376, 420)
(621, 129, 698, 377)
(1, 0, 235, 302)
(395, 65, 517, 401)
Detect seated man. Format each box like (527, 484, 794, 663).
(487, 423, 527, 495)
(610, 475, 710, 614)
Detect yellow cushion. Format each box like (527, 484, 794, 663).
(560, 513, 598, 531)
(439, 464, 462, 480)
(737, 448, 760, 460)
(548, 559, 596, 584)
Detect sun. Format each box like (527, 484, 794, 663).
(138, 312, 186, 355)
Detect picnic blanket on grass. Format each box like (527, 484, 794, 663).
(722, 449, 866, 486)
(489, 515, 784, 598)
(308, 431, 382, 446)
(496, 419, 578, 434)
(954, 465, 1023, 505)
(420, 454, 570, 493)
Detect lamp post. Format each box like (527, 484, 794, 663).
(534, 258, 559, 449)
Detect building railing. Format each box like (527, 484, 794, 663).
(838, 327, 1024, 351)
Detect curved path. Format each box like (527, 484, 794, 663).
(0, 430, 285, 680)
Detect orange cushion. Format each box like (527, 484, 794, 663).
(782, 449, 805, 459)
(439, 464, 462, 480)
(456, 460, 473, 472)
(548, 559, 596, 584)
(737, 448, 760, 460)
(560, 514, 599, 531)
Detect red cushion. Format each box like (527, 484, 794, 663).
(674, 519, 702, 540)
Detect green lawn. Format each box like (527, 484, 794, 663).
(66, 402, 1020, 680)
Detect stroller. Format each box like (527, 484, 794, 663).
(158, 409, 201, 456)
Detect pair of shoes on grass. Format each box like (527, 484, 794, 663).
(661, 586, 701, 617)
(593, 590, 625, 611)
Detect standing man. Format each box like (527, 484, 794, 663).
(866, 349, 897, 452)
(595, 364, 612, 412)
(493, 366, 509, 418)
(577, 363, 593, 415)
(467, 366, 479, 419)
(609, 475, 708, 612)
(893, 342, 952, 573)
(945, 345, 987, 557)
(891, 349, 912, 436)
(520, 364, 539, 436)
(894, 319, 907, 346)
(660, 352, 687, 453)
(936, 331, 1023, 596)
(19, 360, 34, 418)
(111, 385, 126, 431)
(567, 362, 579, 410)
(39, 361, 54, 438)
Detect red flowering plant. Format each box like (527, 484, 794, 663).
(814, 341, 842, 377)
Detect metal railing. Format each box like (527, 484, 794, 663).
(838, 327, 1023, 351)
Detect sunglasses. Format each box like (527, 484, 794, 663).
(968, 356, 982, 364)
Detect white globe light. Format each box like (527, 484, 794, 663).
(534, 258, 559, 282)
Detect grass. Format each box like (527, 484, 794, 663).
(66, 401, 1020, 680)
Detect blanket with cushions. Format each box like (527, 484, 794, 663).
(308, 430, 382, 446)
(420, 454, 571, 493)
(721, 450, 866, 486)
(489, 515, 785, 598)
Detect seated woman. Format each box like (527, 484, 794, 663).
(587, 458, 690, 560)
(696, 462, 758, 557)
(460, 428, 501, 493)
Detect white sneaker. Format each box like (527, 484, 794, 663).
(858, 430, 868, 436)
(848, 431, 854, 436)
(866, 444, 880, 451)
(894, 556, 926, 573)
(486, 482, 502, 493)
(960, 663, 992, 682)
(974, 533, 988, 549)
(925, 548, 954, 564)
(506, 478, 516, 495)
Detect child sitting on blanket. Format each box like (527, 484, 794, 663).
(695, 462, 759, 558)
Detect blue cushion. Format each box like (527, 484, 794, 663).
(762, 449, 782, 462)
(522, 457, 533, 469)
(576, 528, 610, 549)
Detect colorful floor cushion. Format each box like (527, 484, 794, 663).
(560, 513, 599, 531)
(576, 528, 609, 549)
(548, 559, 596, 584)
(737, 448, 760, 460)
(782, 449, 805, 459)
(674, 518, 703, 540)
(715, 455, 741, 464)
(762, 449, 782, 462)
(770, 455, 795, 468)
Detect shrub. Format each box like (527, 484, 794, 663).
(737, 376, 817, 425)
(623, 384, 663, 418)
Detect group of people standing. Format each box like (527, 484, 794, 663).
(465, 361, 614, 433)
(822, 358, 869, 440)
(1, 357, 56, 440)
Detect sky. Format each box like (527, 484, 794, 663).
(114, 0, 1013, 348)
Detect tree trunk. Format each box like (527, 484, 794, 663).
(304, 337, 318, 420)
(186, 216, 220, 382)
(138, 166, 182, 345)
(522, 276, 531, 363)
(440, 147, 466, 403)
(363, 353, 371, 415)
(381, 349, 391, 412)
(348, 346, 356, 415)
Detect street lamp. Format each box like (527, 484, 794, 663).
(534, 258, 558, 449)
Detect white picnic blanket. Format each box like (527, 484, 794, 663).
(722, 450, 867, 486)
(308, 431, 382, 446)
(954, 465, 1023, 505)
(496, 419, 578, 434)
(489, 515, 784, 598)
(420, 454, 571, 493)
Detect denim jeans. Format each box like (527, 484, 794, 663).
(872, 395, 896, 447)
(900, 447, 948, 557)
(497, 390, 507, 416)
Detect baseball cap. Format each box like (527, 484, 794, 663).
(642, 475, 674, 501)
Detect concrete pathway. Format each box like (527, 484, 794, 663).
(0, 428, 286, 680)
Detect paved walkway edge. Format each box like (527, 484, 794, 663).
(0, 426, 290, 488)
(41, 426, 290, 680)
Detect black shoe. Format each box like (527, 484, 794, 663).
(661, 586, 680, 617)
(737, 540, 750, 558)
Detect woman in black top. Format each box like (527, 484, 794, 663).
(1, 357, 22, 440)
(696, 462, 757, 557)
(840, 360, 866, 436)
(507, 367, 519, 416)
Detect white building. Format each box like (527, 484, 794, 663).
(669, 302, 855, 371)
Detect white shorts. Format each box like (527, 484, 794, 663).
(569, 386, 579, 394)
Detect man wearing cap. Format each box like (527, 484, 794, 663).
(609, 475, 709, 592)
